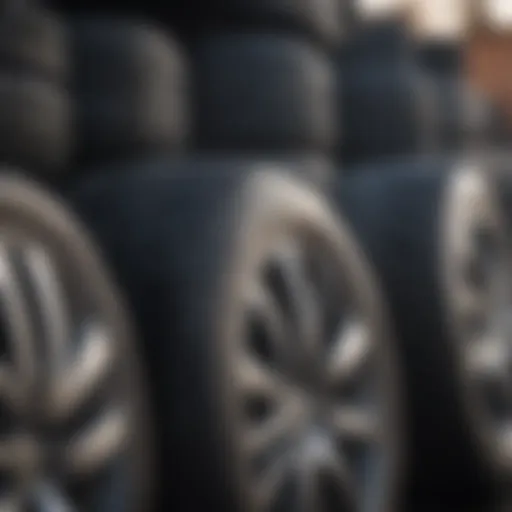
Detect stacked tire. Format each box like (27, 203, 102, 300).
(0, 4, 70, 176)
(0, 1, 510, 512)
(69, 16, 189, 168)
(0, 3, 154, 512)
(332, 4, 512, 511)
(335, 156, 512, 509)
(190, 0, 342, 186)
(336, 3, 438, 166)
(61, 2, 408, 512)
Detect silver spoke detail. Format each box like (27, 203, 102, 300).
(327, 320, 371, 385)
(237, 357, 291, 401)
(246, 281, 287, 353)
(0, 245, 36, 390)
(64, 407, 129, 477)
(23, 247, 70, 371)
(457, 287, 487, 322)
(466, 335, 508, 378)
(255, 452, 291, 509)
(32, 482, 75, 512)
(47, 323, 113, 420)
(297, 437, 325, 512)
(0, 364, 24, 413)
(274, 243, 322, 359)
(0, 491, 22, 512)
(245, 398, 304, 455)
(498, 426, 512, 460)
(331, 405, 380, 443)
(296, 432, 348, 512)
(0, 434, 39, 472)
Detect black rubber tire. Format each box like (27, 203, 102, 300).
(336, 59, 438, 165)
(485, 106, 510, 148)
(0, 173, 154, 512)
(335, 156, 510, 506)
(432, 78, 492, 152)
(185, 152, 336, 190)
(416, 42, 463, 78)
(194, 33, 336, 153)
(0, 76, 71, 173)
(66, 163, 404, 512)
(70, 17, 189, 165)
(49, 0, 343, 48)
(0, 7, 68, 82)
(191, 0, 343, 48)
(338, 18, 412, 62)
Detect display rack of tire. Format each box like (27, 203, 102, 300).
(53, 1, 409, 512)
(1, 0, 511, 511)
(0, 2, 156, 511)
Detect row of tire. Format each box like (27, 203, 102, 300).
(3, 0, 508, 181)
(0, 0, 510, 512)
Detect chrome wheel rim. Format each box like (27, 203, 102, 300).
(234, 234, 386, 512)
(445, 164, 512, 461)
(0, 234, 130, 511)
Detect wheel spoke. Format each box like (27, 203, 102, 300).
(0, 245, 36, 389)
(255, 451, 292, 510)
(47, 322, 113, 421)
(245, 281, 288, 362)
(318, 452, 356, 510)
(245, 397, 304, 455)
(31, 482, 76, 512)
(272, 243, 322, 361)
(237, 357, 292, 402)
(22, 247, 70, 371)
(64, 407, 129, 478)
(498, 425, 512, 460)
(0, 491, 23, 512)
(296, 439, 325, 512)
(0, 434, 39, 472)
(295, 430, 350, 511)
(466, 335, 508, 379)
(0, 364, 24, 413)
(331, 405, 380, 444)
(457, 287, 487, 328)
(326, 320, 371, 385)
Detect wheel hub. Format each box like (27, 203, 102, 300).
(235, 239, 384, 511)
(0, 238, 129, 509)
(446, 166, 512, 459)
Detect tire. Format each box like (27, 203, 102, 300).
(184, 152, 335, 190)
(336, 156, 511, 506)
(191, 0, 343, 48)
(0, 76, 71, 173)
(70, 17, 189, 165)
(432, 78, 492, 152)
(485, 106, 510, 148)
(0, 7, 68, 82)
(194, 33, 336, 153)
(339, 19, 412, 61)
(337, 60, 438, 165)
(67, 163, 404, 512)
(49, 0, 342, 48)
(416, 42, 463, 78)
(0, 173, 154, 511)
